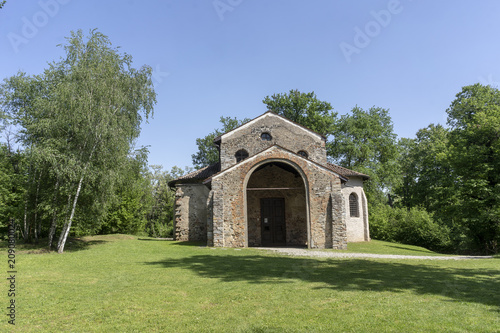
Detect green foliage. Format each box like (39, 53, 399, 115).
(100, 149, 151, 235)
(192, 116, 250, 169)
(329, 106, 399, 205)
(0, 29, 156, 251)
(395, 125, 457, 219)
(262, 89, 336, 136)
(0, 144, 24, 237)
(446, 83, 500, 254)
(145, 165, 191, 238)
(369, 205, 451, 252)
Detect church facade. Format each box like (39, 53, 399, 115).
(168, 112, 370, 249)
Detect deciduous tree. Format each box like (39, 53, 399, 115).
(263, 89, 336, 136)
(329, 106, 399, 205)
(1, 29, 156, 252)
(446, 83, 500, 253)
(192, 116, 250, 169)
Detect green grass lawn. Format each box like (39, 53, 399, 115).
(2, 235, 499, 332)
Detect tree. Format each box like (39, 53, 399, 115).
(100, 148, 152, 235)
(192, 116, 250, 169)
(328, 106, 399, 205)
(262, 89, 336, 136)
(146, 165, 191, 237)
(1, 29, 156, 252)
(396, 124, 456, 217)
(0, 143, 24, 238)
(446, 83, 500, 253)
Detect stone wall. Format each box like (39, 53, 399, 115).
(341, 177, 370, 242)
(174, 184, 210, 242)
(246, 164, 307, 247)
(209, 145, 346, 249)
(219, 113, 327, 170)
(330, 192, 347, 249)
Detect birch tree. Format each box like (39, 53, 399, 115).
(1, 29, 156, 252)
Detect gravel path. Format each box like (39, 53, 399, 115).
(257, 247, 493, 260)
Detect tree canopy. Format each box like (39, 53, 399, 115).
(1, 29, 156, 252)
(446, 84, 500, 253)
(263, 89, 336, 136)
(329, 106, 399, 205)
(191, 116, 250, 169)
(391, 83, 500, 254)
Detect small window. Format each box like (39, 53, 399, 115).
(297, 150, 308, 158)
(261, 132, 272, 141)
(349, 193, 359, 217)
(235, 149, 249, 162)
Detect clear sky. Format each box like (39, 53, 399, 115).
(1, 0, 500, 170)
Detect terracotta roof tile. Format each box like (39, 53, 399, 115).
(326, 163, 370, 180)
(168, 162, 220, 187)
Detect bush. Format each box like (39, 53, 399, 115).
(149, 221, 173, 238)
(370, 205, 451, 252)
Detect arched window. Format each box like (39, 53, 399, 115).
(235, 149, 249, 162)
(349, 193, 359, 217)
(261, 132, 272, 141)
(297, 150, 308, 158)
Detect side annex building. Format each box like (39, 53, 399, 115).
(168, 111, 370, 249)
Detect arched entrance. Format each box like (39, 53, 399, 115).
(244, 160, 309, 247)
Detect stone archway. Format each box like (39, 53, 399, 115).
(244, 160, 309, 247)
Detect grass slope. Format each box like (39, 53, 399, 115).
(2, 235, 499, 332)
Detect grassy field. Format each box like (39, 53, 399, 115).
(2, 235, 499, 332)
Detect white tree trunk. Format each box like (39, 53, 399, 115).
(57, 175, 84, 254)
(57, 193, 72, 250)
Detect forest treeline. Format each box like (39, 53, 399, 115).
(1, 30, 499, 254)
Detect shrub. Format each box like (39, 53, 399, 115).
(369, 205, 451, 252)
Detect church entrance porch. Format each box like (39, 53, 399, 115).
(246, 161, 308, 247)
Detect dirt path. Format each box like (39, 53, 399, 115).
(257, 247, 494, 260)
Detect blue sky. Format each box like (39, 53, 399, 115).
(1, 0, 500, 170)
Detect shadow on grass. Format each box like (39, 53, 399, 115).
(166, 241, 207, 247)
(62, 238, 107, 252)
(1, 237, 107, 254)
(146, 253, 500, 311)
(386, 245, 438, 254)
(137, 238, 174, 242)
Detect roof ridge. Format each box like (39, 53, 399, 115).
(168, 162, 221, 187)
(214, 111, 326, 143)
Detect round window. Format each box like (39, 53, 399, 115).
(261, 132, 272, 141)
(297, 151, 308, 158)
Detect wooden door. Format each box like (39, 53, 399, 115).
(261, 198, 286, 246)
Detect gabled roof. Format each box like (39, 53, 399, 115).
(326, 163, 370, 180)
(213, 111, 327, 144)
(204, 144, 348, 184)
(167, 162, 220, 188)
(168, 158, 367, 188)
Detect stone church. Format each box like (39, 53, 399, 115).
(168, 111, 370, 249)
